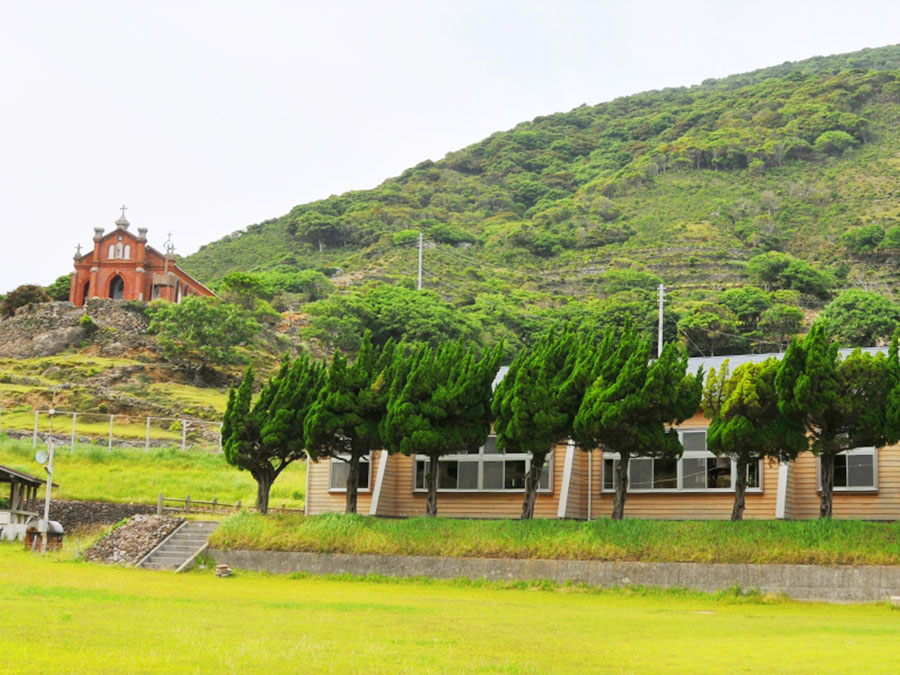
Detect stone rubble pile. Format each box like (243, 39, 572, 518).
(0, 299, 152, 358)
(84, 514, 184, 566)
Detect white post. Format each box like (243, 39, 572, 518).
(108, 414, 114, 453)
(657, 283, 665, 358)
(41, 410, 56, 555)
(70, 413, 77, 454)
(32, 410, 39, 448)
(218, 423, 223, 454)
(417, 231, 423, 291)
(145, 417, 151, 453)
(181, 420, 187, 452)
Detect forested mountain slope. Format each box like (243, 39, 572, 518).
(182, 45, 900, 356)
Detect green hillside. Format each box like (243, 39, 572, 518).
(183, 45, 900, 356)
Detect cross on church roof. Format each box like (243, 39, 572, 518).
(120, 204, 128, 218)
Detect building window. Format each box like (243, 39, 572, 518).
(413, 435, 552, 493)
(601, 429, 762, 493)
(818, 448, 877, 492)
(123, 244, 131, 259)
(328, 454, 372, 492)
(108, 244, 115, 259)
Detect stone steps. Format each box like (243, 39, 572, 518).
(139, 521, 218, 572)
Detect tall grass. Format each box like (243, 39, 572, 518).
(0, 436, 305, 508)
(211, 512, 900, 565)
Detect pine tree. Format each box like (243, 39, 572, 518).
(704, 358, 805, 520)
(777, 324, 900, 517)
(492, 325, 588, 519)
(574, 331, 702, 520)
(223, 354, 323, 513)
(383, 340, 502, 516)
(304, 332, 397, 514)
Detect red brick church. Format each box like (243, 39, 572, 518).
(69, 207, 215, 307)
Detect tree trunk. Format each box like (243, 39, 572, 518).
(345, 455, 360, 514)
(252, 468, 274, 515)
(612, 454, 630, 520)
(521, 454, 546, 520)
(731, 457, 747, 522)
(819, 452, 835, 519)
(426, 452, 439, 517)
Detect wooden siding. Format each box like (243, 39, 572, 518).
(589, 416, 780, 520)
(305, 413, 900, 521)
(306, 453, 379, 516)
(564, 447, 590, 519)
(376, 446, 567, 519)
(787, 445, 900, 520)
(782, 461, 798, 520)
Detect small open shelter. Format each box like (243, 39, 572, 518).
(0, 464, 57, 540)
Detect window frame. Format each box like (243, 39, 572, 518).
(412, 435, 554, 494)
(600, 429, 763, 494)
(327, 452, 374, 493)
(817, 447, 878, 493)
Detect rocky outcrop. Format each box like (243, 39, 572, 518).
(0, 299, 152, 358)
(0, 302, 87, 358)
(84, 514, 184, 566)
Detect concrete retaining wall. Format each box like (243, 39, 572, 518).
(209, 549, 900, 603)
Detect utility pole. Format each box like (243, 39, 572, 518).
(41, 408, 56, 555)
(657, 283, 665, 358)
(417, 231, 423, 291)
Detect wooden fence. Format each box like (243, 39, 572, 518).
(157, 493, 304, 516)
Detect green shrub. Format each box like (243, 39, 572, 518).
(814, 130, 856, 155)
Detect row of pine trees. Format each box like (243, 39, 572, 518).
(223, 323, 900, 521)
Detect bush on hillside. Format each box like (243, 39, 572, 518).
(147, 297, 260, 381)
(841, 224, 885, 254)
(1, 284, 52, 317)
(818, 290, 900, 346)
(814, 130, 857, 155)
(45, 274, 73, 301)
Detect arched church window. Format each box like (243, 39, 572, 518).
(108, 244, 115, 258)
(115, 243, 123, 258)
(123, 244, 131, 259)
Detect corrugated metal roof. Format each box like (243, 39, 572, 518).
(493, 346, 891, 386)
(0, 463, 54, 487)
(686, 346, 889, 376)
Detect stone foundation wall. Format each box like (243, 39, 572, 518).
(50, 500, 156, 531)
(209, 549, 900, 604)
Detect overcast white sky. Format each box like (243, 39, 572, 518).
(2, 0, 899, 291)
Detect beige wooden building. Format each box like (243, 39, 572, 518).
(306, 349, 895, 520)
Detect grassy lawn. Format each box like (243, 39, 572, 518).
(0, 437, 306, 510)
(0, 354, 142, 381)
(211, 512, 900, 565)
(145, 381, 228, 413)
(1, 544, 899, 673)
